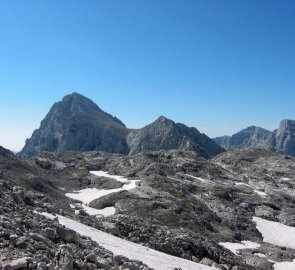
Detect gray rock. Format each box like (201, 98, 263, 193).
(214, 126, 272, 151)
(269, 119, 295, 156)
(127, 116, 224, 158)
(243, 254, 273, 270)
(1, 257, 31, 270)
(18, 92, 129, 158)
(56, 226, 78, 243)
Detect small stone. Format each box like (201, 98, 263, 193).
(15, 236, 27, 247)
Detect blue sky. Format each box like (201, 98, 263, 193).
(0, 1, 294, 151)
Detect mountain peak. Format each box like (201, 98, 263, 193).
(279, 119, 295, 128)
(155, 115, 174, 124)
(18, 93, 128, 158)
(127, 116, 224, 158)
(157, 115, 169, 121)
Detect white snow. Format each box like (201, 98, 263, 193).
(254, 190, 267, 197)
(254, 253, 266, 258)
(37, 212, 216, 270)
(253, 217, 295, 249)
(219, 241, 260, 255)
(34, 211, 56, 220)
(186, 174, 208, 183)
(281, 177, 291, 181)
(81, 205, 116, 217)
(235, 183, 250, 187)
(90, 171, 130, 183)
(66, 181, 138, 205)
(274, 259, 295, 270)
(65, 171, 140, 217)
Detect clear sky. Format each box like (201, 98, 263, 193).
(0, 0, 294, 151)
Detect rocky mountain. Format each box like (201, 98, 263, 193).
(269, 119, 295, 156)
(213, 136, 231, 149)
(19, 93, 224, 159)
(214, 120, 295, 156)
(2, 145, 295, 269)
(127, 116, 224, 158)
(19, 92, 129, 158)
(214, 126, 272, 151)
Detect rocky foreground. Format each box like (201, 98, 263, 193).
(1, 146, 295, 269)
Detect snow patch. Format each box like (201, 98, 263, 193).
(253, 217, 295, 249)
(254, 190, 267, 197)
(34, 211, 56, 220)
(38, 212, 217, 270)
(235, 183, 250, 187)
(219, 241, 260, 255)
(81, 205, 116, 217)
(186, 174, 209, 183)
(274, 259, 295, 270)
(90, 171, 129, 183)
(281, 177, 291, 181)
(254, 253, 266, 258)
(66, 171, 140, 217)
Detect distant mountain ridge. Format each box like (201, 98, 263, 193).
(19, 92, 224, 159)
(127, 116, 223, 158)
(213, 120, 295, 156)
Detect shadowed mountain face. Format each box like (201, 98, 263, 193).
(18, 93, 224, 159)
(18, 92, 129, 158)
(127, 116, 225, 158)
(214, 120, 295, 156)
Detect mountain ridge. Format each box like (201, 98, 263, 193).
(214, 120, 295, 156)
(19, 93, 224, 159)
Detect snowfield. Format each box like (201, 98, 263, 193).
(274, 259, 295, 270)
(253, 190, 267, 197)
(219, 241, 260, 255)
(65, 171, 140, 216)
(89, 170, 131, 183)
(253, 217, 295, 249)
(37, 212, 216, 270)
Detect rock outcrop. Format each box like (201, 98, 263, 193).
(127, 116, 224, 158)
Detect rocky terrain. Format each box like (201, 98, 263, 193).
(18, 93, 224, 159)
(4, 143, 295, 269)
(214, 119, 295, 157)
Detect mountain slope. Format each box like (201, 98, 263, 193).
(19, 92, 129, 158)
(127, 116, 224, 158)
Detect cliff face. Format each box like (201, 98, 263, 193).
(19, 93, 129, 158)
(270, 120, 295, 156)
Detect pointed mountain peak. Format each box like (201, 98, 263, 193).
(18, 92, 128, 158)
(61, 92, 97, 106)
(155, 115, 175, 124)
